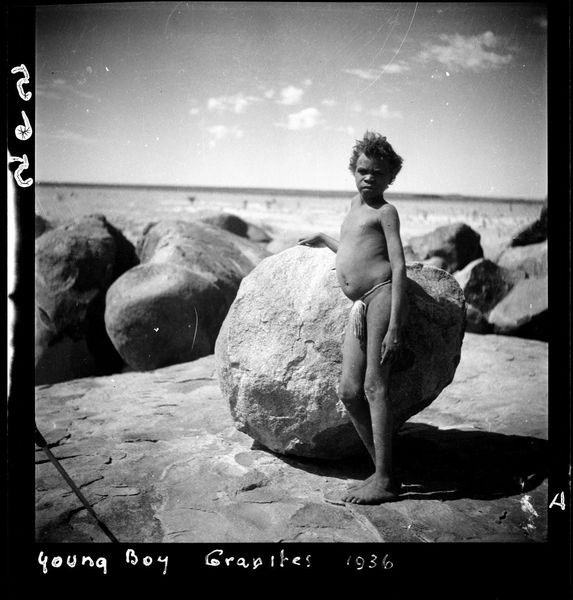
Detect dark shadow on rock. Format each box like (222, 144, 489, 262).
(393, 423, 548, 500)
(249, 440, 372, 481)
(251, 422, 548, 502)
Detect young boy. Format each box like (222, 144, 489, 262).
(298, 131, 408, 504)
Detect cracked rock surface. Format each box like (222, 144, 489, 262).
(35, 333, 547, 543)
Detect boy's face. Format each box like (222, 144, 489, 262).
(354, 153, 392, 200)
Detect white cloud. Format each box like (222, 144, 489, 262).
(46, 129, 97, 144)
(343, 68, 379, 81)
(276, 107, 323, 131)
(369, 104, 403, 119)
(36, 86, 63, 100)
(351, 102, 363, 113)
(321, 98, 337, 107)
(302, 78, 312, 86)
(263, 88, 275, 99)
(343, 62, 410, 80)
(207, 93, 261, 114)
(277, 85, 304, 105)
(383, 62, 411, 74)
(419, 31, 514, 72)
(330, 125, 355, 136)
(39, 77, 97, 101)
(206, 124, 244, 147)
(189, 107, 200, 116)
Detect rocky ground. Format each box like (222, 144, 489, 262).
(35, 332, 547, 543)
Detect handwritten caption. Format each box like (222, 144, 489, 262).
(37, 548, 397, 575)
(9, 63, 33, 187)
(38, 549, 169, 576)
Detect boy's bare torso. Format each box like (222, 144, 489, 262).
(336, 194, 393, 301)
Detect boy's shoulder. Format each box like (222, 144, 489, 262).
(376, 201, 401, 230)
(378, 200, 399, 217)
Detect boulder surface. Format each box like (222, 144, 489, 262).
(35, 213, 51, 239)
(510, 203, 547, 247)
(215, 246, 466, 459)
(454, 258, 514, 314)
(35, 214, 138, 383)
(496, 241, 547, 279)
(34, 333, 549, 544)
(487, 277, 548, 341)
(199, 213, 249, 238)
(407, 222, 483, 273)
(106, 220, 270, 370)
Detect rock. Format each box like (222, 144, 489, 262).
(487, 277, 548, 341)
(510, 203, 547, 246)
(35, 214, 138, 384)
(106, 220, 270, 370)
(35, 213, 51, 239)
(265, 234, 301, 255)
(422, 256, 448, 270)
(407, 222, 483, 273)
(215, 247, 466, 459)
(454, 258, 514, 315)
(496, 241, 547, 279)
(246, 222, 273, 243)
(464, 304, 493, 334)
(137, 220, 270, 302)
(403, 244, 421, 262)
(200, 213, 249, 238)
(105, 263, 225, 370)
(34, 333, 549, 543)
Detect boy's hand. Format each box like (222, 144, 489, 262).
(297, 233, 325, 247)
(380, 330, 403, 366)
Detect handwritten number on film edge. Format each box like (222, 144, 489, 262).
(9, 64, 33, 187)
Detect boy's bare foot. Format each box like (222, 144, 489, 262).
(342, 479, 399, 505)
(347, 473, 375, 491)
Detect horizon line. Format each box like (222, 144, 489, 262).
(35, 180, 545, 204)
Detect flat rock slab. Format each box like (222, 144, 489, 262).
(35, 333, 548, 543)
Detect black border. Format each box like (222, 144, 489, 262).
(5, 1, 571, 591)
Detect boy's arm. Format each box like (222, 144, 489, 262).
(379, 204, 408, 363)
(298, 232, 339, 253)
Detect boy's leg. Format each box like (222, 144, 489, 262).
(344, 286, 398, 504)
(338, 319, 373, 462)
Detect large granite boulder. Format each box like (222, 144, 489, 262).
(496, 241, 547, 279)
(487, 277, 548, 341)
(265, 234, 300, 255)
(422, 256, 449, 270)
(106, 220, 270, 370)
(196, 211, 273, 244)
(215, 246, 466, 459)
(105, 263, 224, 369)
(246, 222, 273, 244)
(199, 213, 249, 238)
(407, 222, 483, 273)
(35, 213, 51, 239)
(454, 259, 514, 314)
(35, 214, 138, 384)
(510, 203, 547, 247)
(453, 258, 517, 333)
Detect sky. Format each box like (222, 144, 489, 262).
(35, 2, 548, 199)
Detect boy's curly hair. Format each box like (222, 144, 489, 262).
(348, 131, 403, 185)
